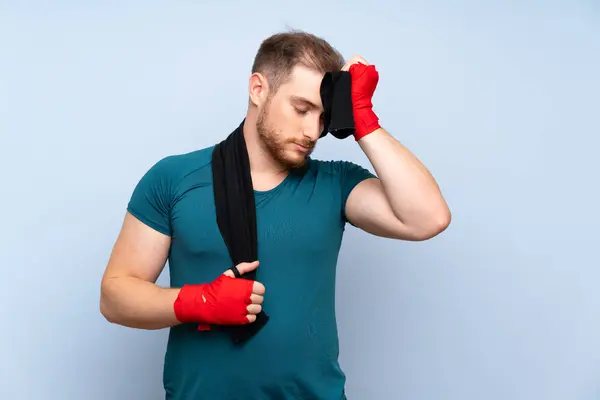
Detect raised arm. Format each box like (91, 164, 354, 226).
(345, 128, 450, 241)
(339, 55, 450, 241)
(100, 212, 181, 330)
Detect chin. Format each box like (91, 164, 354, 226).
(281, 152, 309, 169)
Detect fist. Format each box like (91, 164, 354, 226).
(174, 260, 267, 329)
(343, 54, 379, 103)
(223, 261, 265, 323)
(342, 54, 381, 140)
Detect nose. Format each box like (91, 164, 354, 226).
(303, 115, 323, 142)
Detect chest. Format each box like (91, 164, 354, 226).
(169, 178, 346, 275)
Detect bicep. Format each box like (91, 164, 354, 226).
(345, 178, 419, 240)
(102, 211, 171, 283)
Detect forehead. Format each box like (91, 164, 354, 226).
(279, 65, 324, 105)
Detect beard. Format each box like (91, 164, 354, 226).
(256, 104, 315, 170)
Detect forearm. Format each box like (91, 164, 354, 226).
(358, 127, 451, 231)
(100, 276, 181, 330)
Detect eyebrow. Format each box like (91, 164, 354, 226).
(290, 95, 322, 110)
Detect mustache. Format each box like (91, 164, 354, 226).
(291, 139, 316, 149)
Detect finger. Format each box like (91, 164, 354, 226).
(246, 314, 257, 323)
(350, 54, 369, 65)
(235, 261, 260, 275)
(342, 60, 367, 72)
(246, 304, 262, 315)
(342, 55, 369, 72)
(341, 58, 359, 71)
(223, 261, 260, 277)
(252, 281, 266, 295)
(250, 294, 264, 305)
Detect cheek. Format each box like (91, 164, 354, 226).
(267, 104, 302, 136)
(269, 101, 294, 122)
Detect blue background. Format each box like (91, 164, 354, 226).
(1, 1, 599, 399)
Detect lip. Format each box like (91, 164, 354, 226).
(293, 143, 311, 153)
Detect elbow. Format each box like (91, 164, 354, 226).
(99, 299, 114, 324)
(412, 208, 452, 241)
(99, 279, 118, 324)
(436, 207, 452, 232)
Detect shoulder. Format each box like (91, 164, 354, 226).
(130, 145, 216, 203)
(126, 145, 217, 236)
(308, 158, 376, 179)
(140, 145, 215, 184)
(152, 145, 215, 173)
(307, 157, 377, 201)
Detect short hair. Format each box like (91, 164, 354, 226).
(251, 29, 345, 95)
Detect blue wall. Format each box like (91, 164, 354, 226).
(2, 1, 599, 399)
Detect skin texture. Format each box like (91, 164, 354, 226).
(100, 54, 451, 330)
(100, 213, 265, 330)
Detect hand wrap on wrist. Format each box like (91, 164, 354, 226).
(349, 63, 381, 140)
(173, 275, 253, 331)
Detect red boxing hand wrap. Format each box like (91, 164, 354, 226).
(349, 63, 381, 141)
(173, 275, 253, 331)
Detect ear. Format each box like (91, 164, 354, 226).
(249, 72, 269, 107)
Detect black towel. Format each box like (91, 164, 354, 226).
(211, 120, 269, 345)
(209, 69, 354, 344)
(320, 70, 356, 139)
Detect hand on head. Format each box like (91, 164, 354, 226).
(342, 54, 381, 140)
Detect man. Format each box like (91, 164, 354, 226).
(100, 30, 451, 399)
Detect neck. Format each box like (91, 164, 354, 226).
(241, 115, 289, 191)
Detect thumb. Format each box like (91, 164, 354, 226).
(223, 261, 260, 278)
